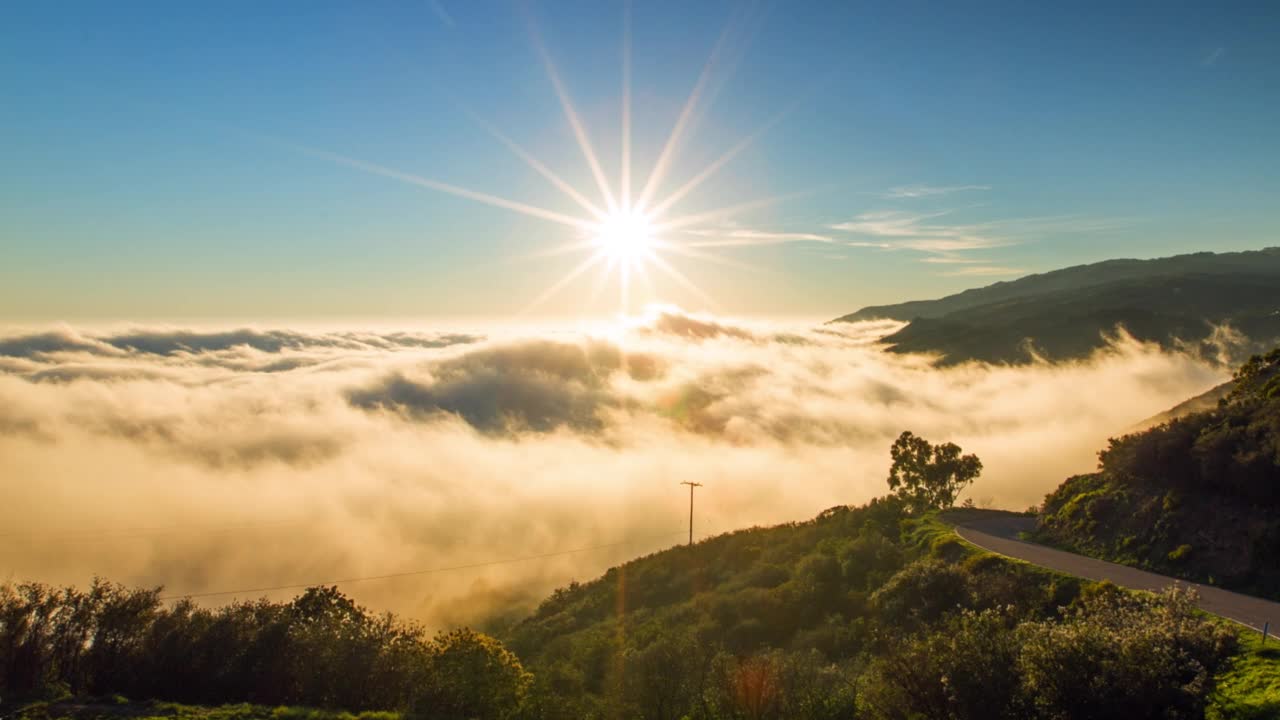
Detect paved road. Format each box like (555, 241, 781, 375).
(954, 514, 1280, 633)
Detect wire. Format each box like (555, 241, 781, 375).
(158, 531, 689, 601)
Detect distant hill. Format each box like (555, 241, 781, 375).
(1129, 379, 1232, 433)
(830, 247, 1280, 364)
(1035, 347, 1280, 599)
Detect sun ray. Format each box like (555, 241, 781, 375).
(654, 240, 759, 273)
(645, 102, 796, 219)
(647, 253, 720, 311)
(294, 144, 598, 231)
(463, 110, 609, 221)
(633, 258, 659, 308)
(632, 17, 737, 214)
(620, 1, 633, 212)
(584, 255, 614, 311)
(652, 193, 793, 233)
(527, 17, 618, 213)
(520, 250, 608, 316)
(620, 261, 631, 314)
(518, 238, 599, 261)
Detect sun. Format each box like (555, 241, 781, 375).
(594, 210, 656, 267)
(298, 4, 782, 316)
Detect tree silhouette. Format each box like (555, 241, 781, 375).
(886, 431, 982, 513)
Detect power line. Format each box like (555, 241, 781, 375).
(158, 531, 688, 601)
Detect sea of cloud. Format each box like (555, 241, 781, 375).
(0, 311, 1228, 627)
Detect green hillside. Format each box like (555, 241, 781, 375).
(499, 501, 1268, 719)
(830, 248, 1280, 364)
(1036, 348, 1280, 598)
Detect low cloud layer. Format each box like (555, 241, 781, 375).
(0, 313, 1227, 627)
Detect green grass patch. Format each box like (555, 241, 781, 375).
(1209, 630, 1280, 720)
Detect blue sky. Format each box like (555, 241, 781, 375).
(3, 1, 1278, 320)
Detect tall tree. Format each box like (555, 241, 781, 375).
(886, 431, 982, 513)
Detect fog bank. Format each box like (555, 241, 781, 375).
(0, 313, 1227, 627)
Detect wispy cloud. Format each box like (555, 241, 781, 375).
(921, 256, 981, 265)
(427, 0, 456, 29)
(1201, 47, 1225, 67)
(679, 209, 1128, 280)
(680, 228, 836, 248)
(829, 211, 1009, 252)
(830, 211, 1131, 255)
(940, 265, 1026, 277)
(883, 184, 990, 199)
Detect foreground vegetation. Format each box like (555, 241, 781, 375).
(6, 504, 1270, 718)
(6, 407, 1280, 718)
(0, 582, 527, 719)
(1037, 347, 1280, 598)
(11, 700, 398, 720)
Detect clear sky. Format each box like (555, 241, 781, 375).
(3, 1, 1278, 321)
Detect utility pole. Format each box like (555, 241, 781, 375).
(680, 481, 703, 545)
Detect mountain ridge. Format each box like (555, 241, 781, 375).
(832, 247, 1280, 324)
(830, 247, 1280, 364)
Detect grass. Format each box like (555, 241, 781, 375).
(1209, 630, 1280, 719)
(7, 700, 400, 720)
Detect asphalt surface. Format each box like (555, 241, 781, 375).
(954, 514, 1280, 633)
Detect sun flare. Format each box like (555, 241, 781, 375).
(297, 4, 781, 316)
(594, 211, 656, 267)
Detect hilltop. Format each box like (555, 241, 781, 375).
(1036, 347, 1280, 599)
(830, 247, 1280, 364)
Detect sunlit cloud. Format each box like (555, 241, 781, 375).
(0, 315, 1231, 627)
(681, 227, 836, 247)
